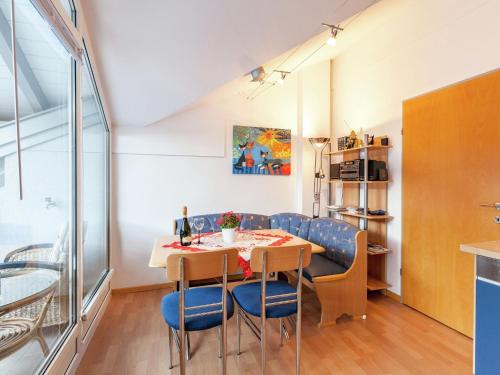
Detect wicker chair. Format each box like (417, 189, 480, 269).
(0, 262, 59, 358)
(2, 224, 68, 327)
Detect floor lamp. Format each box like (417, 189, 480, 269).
(309, 138, 330, 218)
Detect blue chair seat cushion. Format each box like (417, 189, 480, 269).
(303, 254, 347, 282)
(161, 287, 234, 331)
(232, 280, 297, 318)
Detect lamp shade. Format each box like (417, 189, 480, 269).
(308, 137, 330, 151)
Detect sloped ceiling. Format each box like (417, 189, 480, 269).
(81, 0, 375, 127)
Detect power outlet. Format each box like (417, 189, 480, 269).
(495, 216, 500, 224)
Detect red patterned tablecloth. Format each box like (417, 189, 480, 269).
(162, 230, 292, 277)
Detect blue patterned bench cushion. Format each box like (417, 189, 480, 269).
(175, 213, 222, 234)
(307, 218, 358, 269)
(269, 213, 311, 239)
(175, 213, 270, 234)
(239, 213, 270, 231)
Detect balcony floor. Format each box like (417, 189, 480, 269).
(76, 288, 472, 375)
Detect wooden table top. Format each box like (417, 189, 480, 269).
(460, 240, 500, 260)
(149, 229, 324, 268)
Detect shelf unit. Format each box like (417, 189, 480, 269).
(328, 144, 391, 292)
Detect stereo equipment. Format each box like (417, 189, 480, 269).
(339, 159, 387, 181)
(330, 163, 341, 180)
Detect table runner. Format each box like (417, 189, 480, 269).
(162, 230, 293, 277)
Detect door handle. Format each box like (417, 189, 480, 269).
(480, 203, 500, 210)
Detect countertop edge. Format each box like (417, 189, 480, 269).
(460, 242, 500, 260)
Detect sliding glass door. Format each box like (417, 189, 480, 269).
(81, 57, 109, 307)
(0, 0, 75, 373)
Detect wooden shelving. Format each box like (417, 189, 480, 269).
(327, 140, 392, 292)
(367, 276, 391, 291)
(329, 179, 389, 184)
(325, 145, 392, 156)
(328, 210, 393, 221)
(368, 249, 391, 256)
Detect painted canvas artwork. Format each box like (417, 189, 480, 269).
(232, 125, 291, 175)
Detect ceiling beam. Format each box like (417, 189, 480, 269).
(0, 8, 49, 113)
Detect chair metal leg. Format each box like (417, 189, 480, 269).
(236, 309, 241, 355)
(279, 318, 284, 347)
(168, 326, 173, 369)
(218, 326, 222, 359)
(186, 332, 191, 361)
(261, 316, 266, 375)
(296, 313, 301, 375)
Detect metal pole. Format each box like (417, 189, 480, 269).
(296, 249, 304, 375)
(221, 254, 228, 375)
(168, 327, 173, 369)
(236, 306, 241, 355)
(363, 149, 369, 230)
(260, 252, 267, 375)
(179, 257, 186, 375)
(10, 0, 23, 200)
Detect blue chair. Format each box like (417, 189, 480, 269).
(232, 244, 312, 375)
(161, 249, 239, 375)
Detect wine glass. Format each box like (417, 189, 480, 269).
(193, 218, 204, 244)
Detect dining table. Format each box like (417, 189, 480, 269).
(149, 229, 324, 279)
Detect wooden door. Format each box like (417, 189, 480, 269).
(402, 69, 500, 337)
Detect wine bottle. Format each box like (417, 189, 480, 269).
(180, 206, 192, 246)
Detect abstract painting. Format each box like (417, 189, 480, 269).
(232, 125, 291, 175)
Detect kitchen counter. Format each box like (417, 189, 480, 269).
(460, 241, 500, 260)
(460, 240, 500, 375)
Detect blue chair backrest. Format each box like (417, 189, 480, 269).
(307, 218, 358, 269)
(269, 213, 311, 239)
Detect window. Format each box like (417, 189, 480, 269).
(82, 54, 109, 307)
(0, 157, 4, 187)
(0, 0, 75, 373)
(60, 0, 75, 24)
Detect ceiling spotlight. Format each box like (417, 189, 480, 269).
(322, 23, 343, 47)
(274, 70, 290, 86)
(250, 66, 267, 82)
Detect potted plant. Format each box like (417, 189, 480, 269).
(216, 212, 241, 244)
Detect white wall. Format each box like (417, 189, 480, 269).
(111, 61, 330, 288)
(331, 0, 500, 295)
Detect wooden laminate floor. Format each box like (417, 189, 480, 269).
(76, 289, 472, 375)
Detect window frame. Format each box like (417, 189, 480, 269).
(81, 43, 111, 310)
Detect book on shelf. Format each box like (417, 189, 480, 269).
(368, 243, 390, 254)
(326, 204, 347, 212)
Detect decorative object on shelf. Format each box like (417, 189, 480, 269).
(216, 212, 242, 244)
(337, 136, 349, 151)
(368, 209, 387, 216)
(347, 130, 363, 149)
(232, 125, 291, 175)
(374, 135, 389, 146)
(309, 137, 330, 218)
(364, 134, 374, 145)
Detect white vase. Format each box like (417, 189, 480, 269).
(222, 228, 236, 244)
